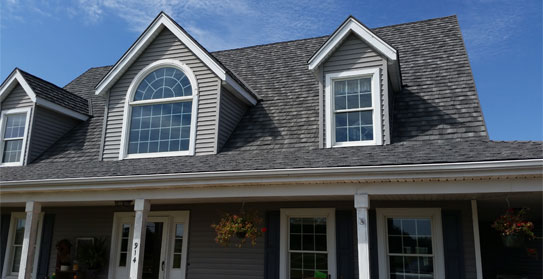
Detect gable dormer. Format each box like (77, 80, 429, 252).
(96, 12, 256, 160)
(308, 16, 401, 147)
(0, 69, 89, 166)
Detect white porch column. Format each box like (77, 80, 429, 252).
(471, 200, 483, 279)
(355, 193, 370, 279)
(18, 201, 41, 279)
(130, 199, 150, 279)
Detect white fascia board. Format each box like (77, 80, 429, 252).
(308, 18, 397, 71)
(223, 75, 257, 105)
(0, 70, 37, 103)
(1, 159, 541, 191)
(35, 98, 89, 121)
(95, 14, 226, 96)
(94, 13, 256, 105)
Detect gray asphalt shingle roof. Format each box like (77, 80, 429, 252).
(18, 69, 90, 115)
(1, 15, 541, 182)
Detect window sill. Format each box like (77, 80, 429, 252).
(123, 151, 193, 159)
(0, 162, 23, 167)
(332, 140, 379, 147)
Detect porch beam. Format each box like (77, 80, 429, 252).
(130, 199, 150, 279)
(471, 200, 483, 279)
(355, 193, 370, 279)
(18, 201, 41, 279)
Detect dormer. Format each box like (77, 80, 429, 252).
(0, 69, 88, 166)
(308, 16, 402, 147)
(95, 12, 257, 160)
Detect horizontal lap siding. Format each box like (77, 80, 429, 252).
(102, 28, 220, 160)
(322, 34, 389, 144)
(1, 85, 33, 110)
(218, 88, 248, 150)
(45, 207, 117, 279)
(28, 106, 79, 162)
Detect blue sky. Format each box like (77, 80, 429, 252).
(1, 0, 541, 140)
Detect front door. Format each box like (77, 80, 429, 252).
(109, 211, 190, 279)
(142, 217, 168, 279)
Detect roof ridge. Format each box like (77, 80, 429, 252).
(63, 65, 113, 90)
(211, 35, 329, 54)
(17, 68, 89, 104)
(372, 15, 457, 30)
(212, 15, 457, 54)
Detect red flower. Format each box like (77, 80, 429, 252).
(261, 227, 267, 233)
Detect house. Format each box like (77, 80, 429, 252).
(0, 12, 541, 279)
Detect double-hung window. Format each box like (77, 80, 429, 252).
(121, 60, 198, 159)
(0, 108, 31, 166)
(325, 68, 382, 147)
(1, 212, 43, 279)
(280, 208, 336, 279)
(376, 208, 445, 279)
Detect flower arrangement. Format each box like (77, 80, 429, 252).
(211, 210, 266, 248)
(492, 208, 535, 247)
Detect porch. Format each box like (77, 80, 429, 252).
(1, 191, 541, 279)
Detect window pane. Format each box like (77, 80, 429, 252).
(289, 217, 328, 279)
(2, 140, 23, 163)
(335, 111, 373, 143)
(4, 114, 26, 139)
(134, 68, 192, 101)
(334, 78, 371, 111)
(128, 101, 192, 154)
(11, 246, 22, 272)
(14, 218, 25, 244)
(387, 218, 434, 278)
(173, 223, 184, 268)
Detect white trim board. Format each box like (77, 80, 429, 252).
(1, 159, 541, 189)
(94, 12, 256, 105)
(1, 178, 541, 204)
(307, 16, 402, 92)
(0, 69, 88, 121)
(308, 17, 396, 69)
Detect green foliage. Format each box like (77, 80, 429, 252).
(77, 237, 108, 270)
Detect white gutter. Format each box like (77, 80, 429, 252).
(1, 159, 541, 192)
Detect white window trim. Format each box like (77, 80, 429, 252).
(1, 212, 44, 279)
(279, 208, 337, 279)
(0, 107, 32, 167)
(325, 68, 382, 148)
(119, 59, 199, 160)
(375, 208, 446, 279)
(108, 211, 190, 279)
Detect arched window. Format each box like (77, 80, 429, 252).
(121, 60, 198, 159)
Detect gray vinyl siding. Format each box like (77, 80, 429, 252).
(217, 87, 248, 151)
(27, 106, 79, 162)
(1, 84, 33, 110)
(102, 28, 221, 160)
(322, 34, 389, 144)
(28, 200, 476, 279)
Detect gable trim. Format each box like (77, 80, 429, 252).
(94, 12, 257, 105)
(0, 70, 37, 104)
(0, 70, 88, 121)
(308, 17, 397, 71)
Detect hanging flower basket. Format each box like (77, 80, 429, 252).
(492, 208, 535, 248)
(211, 210, 266, 248)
